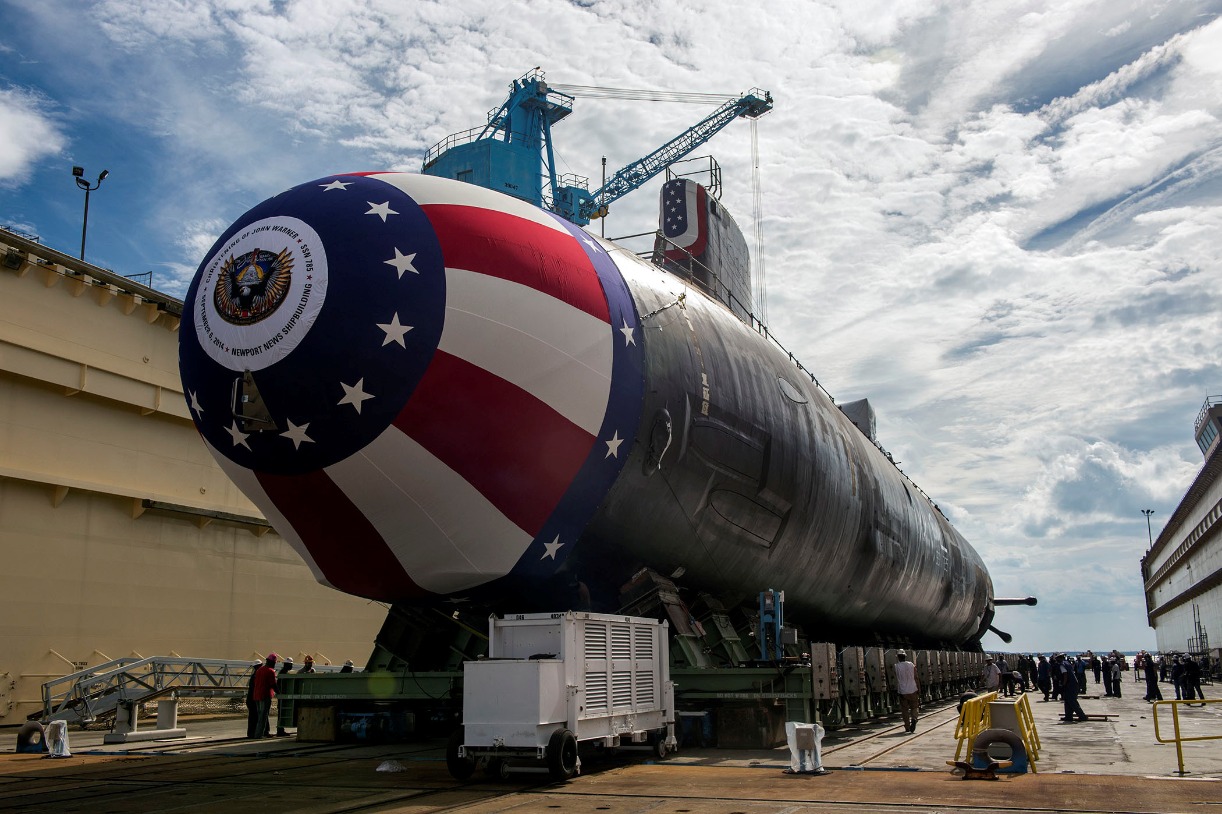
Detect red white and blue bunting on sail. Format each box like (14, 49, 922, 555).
(179, 172, 644, 601)
(661, 178, 708, 259)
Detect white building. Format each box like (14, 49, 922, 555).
(1142, 397, 1222, 662)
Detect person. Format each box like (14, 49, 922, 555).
(1109, 649, 1126, 684)
(1056, 653, 1089, 723)
(1089, 651, 1102, 685)
(298, 655, 316, 673)
(1075, 655, 1087, 694)
(1143, 652, 1163, 702)
(1182, 656, 1206, 704)
(1036, 654, 1052, 701)
(339, 660, 354, 673)
(982, 657, 1001, 693)
(1108, 657, 1122, 698)
(893, 650, 920, 733)
(997, 656, 1012, 696)
(1171, 656, 1186, 699)
(252, 653, 279, 738)
(273, 656, 295, 737)
(244, 660, 262, 738)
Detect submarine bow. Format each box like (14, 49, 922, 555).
(179, 172, 645, 600)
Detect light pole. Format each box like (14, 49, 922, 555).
(1141, 509, 1155, 549)
(72, 166, 109, 261)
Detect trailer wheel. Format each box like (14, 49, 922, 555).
(446, 729, 475, 781)
(649, 730, 669, 759)
(485, 757, 510, 780)
(546, 728, 579, 781)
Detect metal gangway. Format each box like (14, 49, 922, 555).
(37, 656, 256, 727)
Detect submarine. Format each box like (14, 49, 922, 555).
(178, 167, 1011, 651)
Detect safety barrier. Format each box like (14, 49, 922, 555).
(1151, 698, 1222, 775)
(953, 691, 997, 762)
(1009, 694, 1040, 772)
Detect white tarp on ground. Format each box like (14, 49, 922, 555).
(784, 721, 824, 774)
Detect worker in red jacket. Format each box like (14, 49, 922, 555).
(251, 653, 279, 738)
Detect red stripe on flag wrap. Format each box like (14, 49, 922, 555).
(394, 350, 594, 536)
(256, 468, 426, 599)
(423, 204, 609, 322)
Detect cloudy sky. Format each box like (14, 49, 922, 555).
(3, 0, 1220, 653)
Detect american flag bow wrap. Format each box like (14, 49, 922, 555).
(180, 173, 645, 601)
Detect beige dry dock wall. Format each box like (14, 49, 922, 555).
(0, 234, 385, 722)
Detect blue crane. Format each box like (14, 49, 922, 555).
(421, 69, 772, 226)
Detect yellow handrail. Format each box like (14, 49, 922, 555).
(1011, 693, 1040, 772)
(953, 691, 996, 761)
(1152, 698, 1222, 775)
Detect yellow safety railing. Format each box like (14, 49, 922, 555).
(1152, 698, 1222, 775)
(953, 691, 996, 761)
(1011, 693, 1040, 772)
(952, 692, 1041, 773)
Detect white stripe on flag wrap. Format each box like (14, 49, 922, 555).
(325, 424, 534, 594)
(440, 267, 612, 436)
(206, 439, 333, 589)
(363, 172, 569, 234)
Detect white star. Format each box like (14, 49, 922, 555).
(188, 390, 204, 417)
(377, 313, 413, 347)
(281, 419, 314, 449)
(605, 431, 624, 458)
(319, 179, 353, 191)
(581, 234, 596, 249)
(338, 378, 375, 413)
(366, 201, 398, 222)
(620, 318, 636, 346)
(541, 536, 564, 560)
(226, 421, 251, 450)
(384, 248, 418, 278)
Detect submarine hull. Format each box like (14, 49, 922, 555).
(178, 172, 992, 648)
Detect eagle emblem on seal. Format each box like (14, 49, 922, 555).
(214, 246, 293, 325)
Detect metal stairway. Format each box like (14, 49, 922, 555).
(36, 656, 256, 726)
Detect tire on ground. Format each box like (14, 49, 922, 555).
(546, 727, 579, 781)
(16, 721, 46, 754)
(970, 727, 1028, 773)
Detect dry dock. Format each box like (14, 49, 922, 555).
(3, 690, 1219, 813)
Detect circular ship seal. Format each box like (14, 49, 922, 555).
(193, 215, 328, 372)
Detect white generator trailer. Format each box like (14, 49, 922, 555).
(448, 611, 678, 781)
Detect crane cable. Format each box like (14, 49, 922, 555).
(549, 84, 739, 104)
(751, 118, 767, 324)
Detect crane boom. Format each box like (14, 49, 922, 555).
(557, 89, 772, 224)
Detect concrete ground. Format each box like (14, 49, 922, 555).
(2, 688, 1218, 813)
